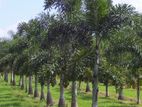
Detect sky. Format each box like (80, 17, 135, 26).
(0, 0, 142, 39)
(0, 0, 44, 38)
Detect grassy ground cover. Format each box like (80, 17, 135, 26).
(0, 78, 141, 107)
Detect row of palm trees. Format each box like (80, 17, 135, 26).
(0, 0, 142, 107)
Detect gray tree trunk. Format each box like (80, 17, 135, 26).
(4, 71, 8, 82)
(28, 75, 33, 95)
(0, 73, 1, 80)
(19, 75, 22, 86)
(86, 81, 91, 92)
(92, 41, 99, 107)
(105, 81, 109, 97)
(137, 77, 140, 104)
(12, 71, 16, 86)
(25, 76, 28, 93)
(10, 71, 13, 84)
(118, 85, 124, 100)
(40, 84, 45, 100)
(34, 74, 39, 98)
(71, 81, 78, 107)
(58, 74, 65, 107)
(46, 80, 54, 106)
(10, 71, 16, 85)
(21, 75, 24, 90)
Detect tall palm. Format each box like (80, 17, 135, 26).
(85, 1, 135, 106)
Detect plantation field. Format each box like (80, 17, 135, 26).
(0, 78, 142, 107)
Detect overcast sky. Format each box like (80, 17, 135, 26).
(0, 0, 142, 39)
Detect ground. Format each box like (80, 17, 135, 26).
(0, 79, 141, 107)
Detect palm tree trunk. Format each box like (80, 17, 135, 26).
(10, 71, 13, 84)
(58, 74, 65, 107)
(86, 81, 91, 92)
(28, 75, 33, 95)
(4, 70, 8, 82)
(25, 76, 28, 93)
(46, 79, 53, 106)
(40, 76, 45, 100)
(137, 77, 140, 104)
(0, 73, 1, 80)
(34, 74, 39, 98)
(71, 81, 78, 107)
(92, 41, 99, 107)
(105, 80, 109, 97)
(0, 73, 1, 79)
(40, 83, 45, 100)
(21, 75, 24, 90)
(19, 75, 22, 86)
(118, 85, 124, 100)
(12, 71, 16, 86)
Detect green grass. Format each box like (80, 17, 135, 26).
(0, 80, 45, 107)
(99, 84, 142, 101)
(0, 77, 142, 107)
(79, 82, 142, 101)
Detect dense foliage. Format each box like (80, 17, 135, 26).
(0, 0, 142, 107)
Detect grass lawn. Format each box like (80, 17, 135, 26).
(0, 78, 141, 107)
(99, 84, 142, 100)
